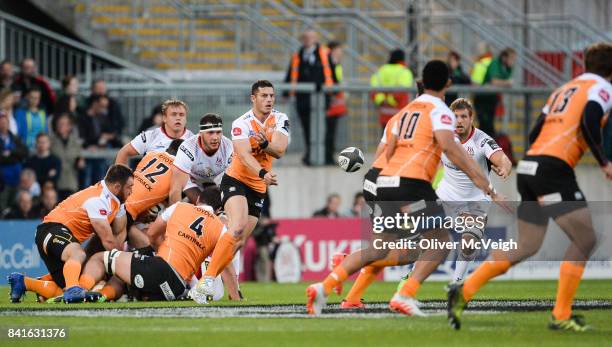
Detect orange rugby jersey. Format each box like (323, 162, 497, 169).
(44, 181, 125, 243)
(225, 109, 290, 193)
(372, 113, 402, 169)
(156, 202, 226, 281)
(379, 94, 456, 181)
(125, 151, 174, 219)
(528, 73, 612, 168)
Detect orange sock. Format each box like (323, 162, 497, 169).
(24, 277, 63, 299)
(63, 259, 82, 288)
(79, 274, 96, 290)
(345, 265, 382, 304)
(322, 265, 349, 296)
(463, 259, 511, 301)
(204, 233, 237, 277)
(552, 261, 585, 321)
(399, 277, 421, 297)
(369, 258, 400, 268)
(100, 285, 117, 300)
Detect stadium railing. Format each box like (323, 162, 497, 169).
(99, 83, 560, 165)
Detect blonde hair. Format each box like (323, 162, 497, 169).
(161, 99, 188, 115)
(450, 98, 474, 117)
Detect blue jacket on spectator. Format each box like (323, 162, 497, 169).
(0, 131, 28, 187)
(15, 108, 48, 150)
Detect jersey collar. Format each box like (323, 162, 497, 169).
(249, 109, 271, 127)
(460, 127, 475, 144)
(100, 180, 120, 205)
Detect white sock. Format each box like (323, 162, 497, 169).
(453, 251, 477, 282)
(232, 250, 241, 288)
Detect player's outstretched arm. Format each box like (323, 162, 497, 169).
(147, 215, 168, 250)
(385, 134, 398, 162)
(220, 263, 241, 300)
(169, 166, 190, 205)
(91, 218, 122, 250)
(115, 143, 139, 165)
(489, 151, 512, 179)
(436, 130, 494, 196)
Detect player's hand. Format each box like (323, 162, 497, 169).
(602, 162, 612, 180)
(254, 131, 267, 146)
(264, 172, 278, 186)
(491, 164, 510, 179)
(490, 191, 514, 214)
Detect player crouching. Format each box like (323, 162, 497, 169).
(77, 186, 227, 302)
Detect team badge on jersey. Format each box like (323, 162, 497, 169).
(233, 128, 242, 136)
(441, 114, 452, 125)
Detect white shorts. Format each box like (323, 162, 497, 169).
(436, 185, 490, 218)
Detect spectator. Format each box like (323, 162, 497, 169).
(0, 89, 18, 134)
(78, 95, 113, 187)
(313, 193, 342, 218)
(474, 47, 516, 136)
(2, 190, 38, 219)
(15, 87, 49, 150)
(285, 30, 335, 165)
(471, 42, 493, 85)
(12, 58, 56, 113)
(24, 133, 62, 186)
(60, 75, 79, 97)
(324, 41, 347, 165)
(370, 49, 414, 131)
(446, 50, 471, 105)
(18, 168, 41, 199)
(34, 187, 58, 218)
(348, 192, 366, 217)
(86, 79, 125, 139)
(0, 111, 28, 209)
(54, 94, 78, 118)
(50, 113, 84, 200)
(0, 60, 14, 92)
(138, 104, 164, 133)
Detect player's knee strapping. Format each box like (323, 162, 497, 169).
(103, 249, 122, 276)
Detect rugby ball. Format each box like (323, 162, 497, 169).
(338, 147, 364, 173)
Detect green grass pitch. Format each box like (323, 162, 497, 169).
(1, 280, 611, 346)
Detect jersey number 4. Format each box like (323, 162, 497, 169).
(189, 216, 205, 237)
(140, 157, 169, 184)
(398, 112, 420, 139)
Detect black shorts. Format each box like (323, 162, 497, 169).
(363, 167, 381, 202)
(129, 254, 187, 301)
(517, 155, 587, 225)
(35, 222, 79, 288)
(376, 176, 445, 234)
(220, 174, 266, 218)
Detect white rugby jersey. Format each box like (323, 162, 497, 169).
(173, 134, 233, 187)
(130, 127, 194, 155)
(437, 128, 502, 200)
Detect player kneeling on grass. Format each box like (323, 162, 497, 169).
(8, 164, 133, 304)
(78, 186, 230, 302)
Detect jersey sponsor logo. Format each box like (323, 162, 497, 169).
(180, 145, 195, 161)
(441, 114, 452, 125)
(599, 88, 610, 103)
(233, 127, 242, 136)
(99, 209, 108, 216)
(159, 281, 176, 300)
(481, 138, 500, 150)
(140, 132, 147, 143)
(282, 119, 290, 132)
(248, 130, 255, 137)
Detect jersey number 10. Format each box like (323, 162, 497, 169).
(398, 112, 421, 139)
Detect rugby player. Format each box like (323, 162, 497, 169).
(169, 113, 233, 204)
(78, 185, 227, 302)
(307, 60, 505, 316)
(437, 98, 512, 283)
(124, 139, 184, 248)
(8, 165, 134, 303)
(115, 99, 193, 165)
(196, 80, 289, 297)
(448, 42, 612, 332)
